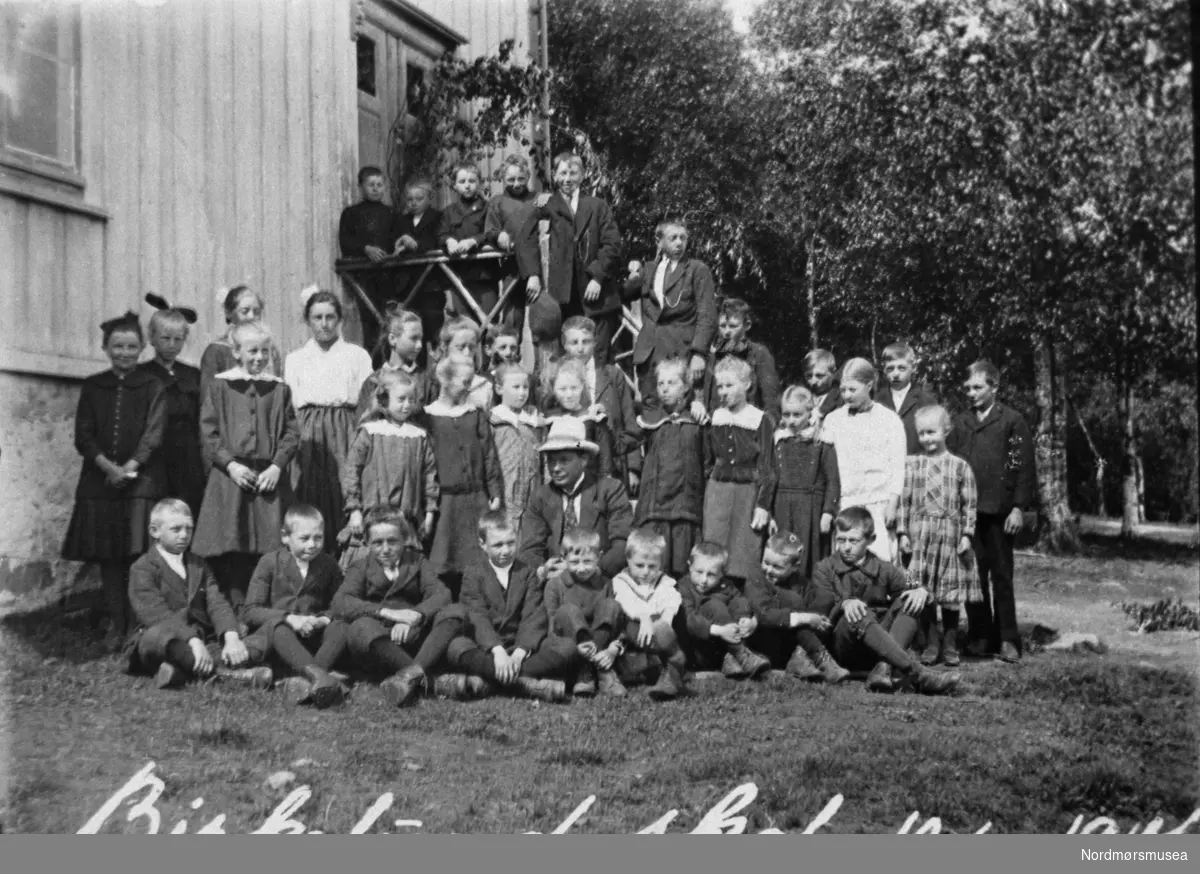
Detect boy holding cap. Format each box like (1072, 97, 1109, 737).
(517, 417, 634, 580)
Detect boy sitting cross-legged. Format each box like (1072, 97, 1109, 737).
(611, 528, 690, 701)
(809, 507, 960, 696)
(331, 508, 466, 707)
(745, 531, 849, 684)
(243, 504, 348, 709)
(444, 511, 572, 703)
(542, 527, 628, 699)
(677, 541, 771, 680)
(127, 498, 273, 690)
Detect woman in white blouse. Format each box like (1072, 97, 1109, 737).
(285, 289, 374, 552)
(820, 358, 907, 562)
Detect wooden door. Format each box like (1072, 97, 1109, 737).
(356, 8, 443, 205)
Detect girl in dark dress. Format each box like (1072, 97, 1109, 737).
(193, 322, 300, 614)
(139, 294, 205, 516)
(63, 312, 166, 649)
(425, 356, 503, 588)
(633, 357, 705, 578)
(770, 385, 840, 580)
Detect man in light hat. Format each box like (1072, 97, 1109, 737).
(518, 418, 634, 580)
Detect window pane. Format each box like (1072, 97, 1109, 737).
(1, 6, 77, 170)
(4, 5, 57, 58)
(357, 37, 376, 96)
(7, 50, 69, 161)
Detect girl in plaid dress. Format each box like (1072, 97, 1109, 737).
(898, 405, 978, 667)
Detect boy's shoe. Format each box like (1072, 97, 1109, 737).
(597, 669, 627, 697)
(998, 641, 1021, 663)
(813, 649, 851, 684)
(381, 664, 426, 707)
(216, 665, 274, 690)
(785, 646, 823, 681)
(942, 630, 961, 667)
(572, 665, 597, 698)
(433, 673, 472, 701)
(733, 643, 772, 679)
(909, 667, 961, 696)
(155, 662, 186, 690)
(920, 637, 941, 666)
(514, 676, 567, 703)
(281, 676, 314, 706)
(302, 666, 345, 709)
(721, 652, 748, 679)
(647, 664, 682, 701)
(866, 662, 894, 694)
(466, 676, 497, 698)
(329, 670, 352, 685)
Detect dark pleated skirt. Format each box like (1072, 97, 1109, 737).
(641, 519, 701, 579)
(62, 497, 154, 561)
(192, 464, 292, 557)
(702, 479, 763, 579)
(772, 488, 828, 580)
(295, 405, 357, 552)
(429, 490, 488, 575)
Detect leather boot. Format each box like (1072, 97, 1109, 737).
(380, 664, 426, 707)
(732, 643, 771, 679)
(302, 665, 344, 708)
(785, 646, 823, 681)
(813, 648, 850, 684)
(866, 661, 894, 694)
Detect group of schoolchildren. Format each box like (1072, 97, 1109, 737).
(62, 150, 1037, 711)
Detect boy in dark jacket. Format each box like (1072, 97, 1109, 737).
(437, 162, 498, 322)
(700, 298, 781, 423)
(332, 509, 465, 707)
(804, 349, 841, 429)
(745, 531, 848, 683)
(877, 342, 939, 455)
(127, 499, 272, 690)
(810, 507, 959, 695)
(243, 504, 347, 708)
(622, 219, 717, 406)
(445, 511, 573, 702)
(338, 166, 400, 260)
(946, 359, 1037, 663)
(677, 541, 770, 679)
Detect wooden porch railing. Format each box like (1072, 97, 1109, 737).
(335, 249, 643, 395)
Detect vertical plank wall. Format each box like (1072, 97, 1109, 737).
(0, 0, 358, 374)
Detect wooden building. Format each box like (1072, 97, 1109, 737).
(0, 0, 540, 610)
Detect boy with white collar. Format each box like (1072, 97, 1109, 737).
(127, 499, 273, 690)
(611, 528, 689, 701)
(444, 511, 572, 702)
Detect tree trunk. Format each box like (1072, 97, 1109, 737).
(1033, 334, 1081, 553)
(1069, 398, 1107, 517)
(807, 235, 819, 349)
(1120, 373, 1140, 537)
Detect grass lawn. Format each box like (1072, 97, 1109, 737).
(2, 536, 1197, 834)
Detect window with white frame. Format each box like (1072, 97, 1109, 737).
(1, 4, 81, 182)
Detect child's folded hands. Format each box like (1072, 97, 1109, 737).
(222, 632, 250, 667)
(712, 623, 742, 644)
(636, 621, 655, 648)
(256, 465, 281, 494)
(189, 637, 214, 676)
(593, 645, 618, 671)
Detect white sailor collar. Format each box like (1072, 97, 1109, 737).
(424, 400, 475, 418)
(363, 419, 427, 438)
(711, 404, 764, 430)
(215, 367, 283, 383)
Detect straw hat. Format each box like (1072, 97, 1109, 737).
(537, 417, 599, 455)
